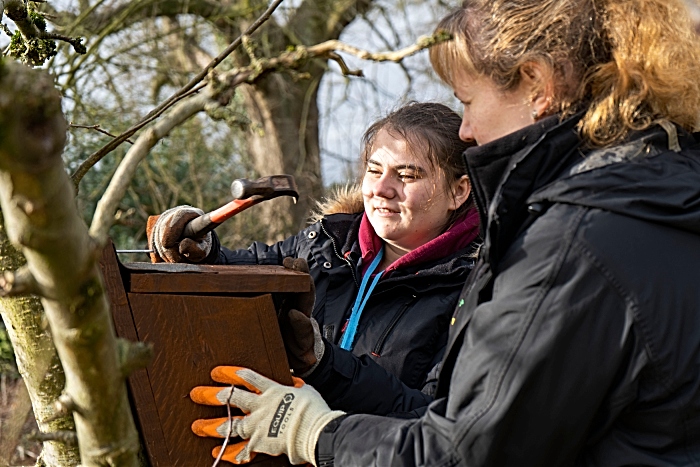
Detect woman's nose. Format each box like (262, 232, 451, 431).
(372, 172, 397, 198)
(459, 116, 474, 143)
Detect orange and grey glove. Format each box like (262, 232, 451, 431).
(190, 366, 345, 465)
(151, 205, 213, 263)
(280, 258, 324, 375)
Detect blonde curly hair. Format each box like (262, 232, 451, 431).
(430, 0, 700, 146)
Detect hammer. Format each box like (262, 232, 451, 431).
(181, 174, 299, 238)
(143, 175, 298, 261)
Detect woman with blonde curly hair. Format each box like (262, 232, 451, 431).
(187, 1, 700, 465)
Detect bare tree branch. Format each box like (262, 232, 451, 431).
(326, 51, 363, 76)
(86, 31, 450, 240)
(70, 0, 285, 188)
(3, 0, 85, 65)
(89, 90, 214, 242)
(0, 61, 140, 467)
(303, 33, 451, 64)
(27, 430, 79, 446)
(69, 123, 134, 144)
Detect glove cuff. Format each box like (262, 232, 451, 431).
(303, 410, 345, 467)
(203, 229, 221, 264)
(297, 318, 325, 378)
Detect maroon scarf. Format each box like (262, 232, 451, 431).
(358, 207, 480, 274)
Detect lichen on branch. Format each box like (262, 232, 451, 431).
(3, 0, 85, 66)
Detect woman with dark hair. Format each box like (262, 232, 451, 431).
(153, 102, 480, 417)
(188, 0, 700, 465)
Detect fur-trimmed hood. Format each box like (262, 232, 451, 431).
(309, 184, 364, 223)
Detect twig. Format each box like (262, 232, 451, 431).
(0, 267, 42, 297)
(304, 33, 452, 64)
(212, 31, 452, 86)
(4, 0, 85, 61)
(40, 31, 85, 53)
(69, 123, 134, 144)
(26, 430, 79, 446)
(70, 0, 285, 188)
(326, 52, 363, 77)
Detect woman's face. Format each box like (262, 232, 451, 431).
(452, 69, 534, 145)
(362, 130, 462, 253)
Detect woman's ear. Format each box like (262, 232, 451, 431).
(520, 61, 555, 119)
(450, 175, 472, 211)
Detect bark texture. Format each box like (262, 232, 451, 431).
(0, 213, 80, 466)
(224, 0, 374, 239)
(0, 62, 140, 466)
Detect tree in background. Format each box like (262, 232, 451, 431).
(1, 0, 698, 464)
(0, 1, 449, 464)
(39, 0, 375, 242)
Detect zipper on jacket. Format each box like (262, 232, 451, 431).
(320, 220, 359, 287)
(371, 294, 419, 357)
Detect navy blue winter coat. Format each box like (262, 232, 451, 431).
(315, 116, 700, 466)
(211, 203, 478, 415)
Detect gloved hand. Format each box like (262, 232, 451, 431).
(190, 366, 345, 465)
(280, 257, 324, 375)
(151, 205, 213, 263)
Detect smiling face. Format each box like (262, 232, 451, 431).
(452, 69, 534, 145)
(361, 129, 463, 256)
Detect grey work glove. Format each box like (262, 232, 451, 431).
(280, 257, 324, 375)
(190, 366, 345, 465)
(151, 205, 213, 263)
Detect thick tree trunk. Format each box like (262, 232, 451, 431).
(226, 0, 373, 239)
(0, 62, 140, 465)
(0, 215, 80, 466)
(46, 0, 374, 240)
(239, 71, 324, 240)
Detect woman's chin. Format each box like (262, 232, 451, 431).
(372, 226, 400, 243)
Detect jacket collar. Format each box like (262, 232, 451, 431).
(465, 113, 585, 270)
(531, 123, 700, 236)
(357, 208, 480, 274)
(319, 212, 476, 285)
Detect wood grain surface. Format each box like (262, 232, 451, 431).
(127, 263, 310, 294)
(101, 242, 295, 466)
(128, 293, 292, 466)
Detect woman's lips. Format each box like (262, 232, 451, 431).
(373, 206, 399, 216)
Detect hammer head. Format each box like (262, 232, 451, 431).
(230, 175, 299, 202)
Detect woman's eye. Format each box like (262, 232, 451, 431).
(398, 173, 417, 182)
(366, 167, 381, 175)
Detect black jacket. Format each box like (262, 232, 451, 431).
(316, 116, 700, 466)
(214, 210, 477, 415)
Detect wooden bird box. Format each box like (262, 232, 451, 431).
(100, 241, 307, 466)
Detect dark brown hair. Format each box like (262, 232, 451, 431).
(360, 101, 475, 229)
